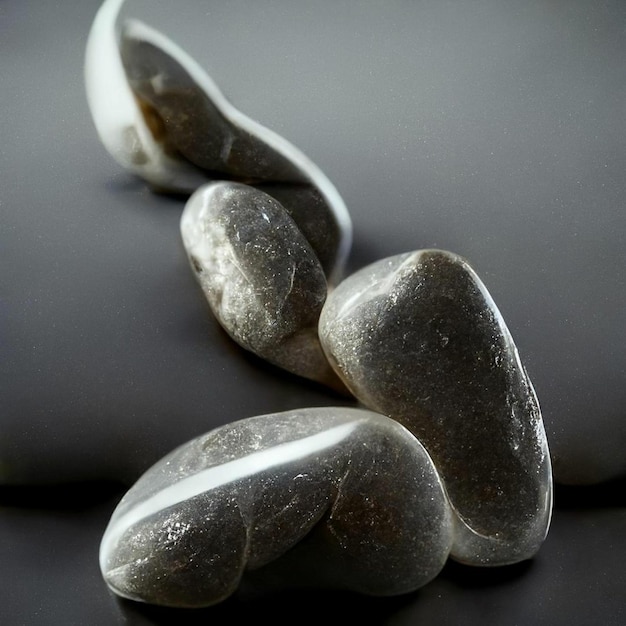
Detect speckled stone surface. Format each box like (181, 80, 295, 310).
(180, 181, 344, 390)
(99, 407, 453, 607)
(254, 183, 344, 280)
(319, 250, 553, 566)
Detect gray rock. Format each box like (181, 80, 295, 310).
(319, 249, 553, 566)
(99, 407, 453, 607)
(119, 22, 306, 185)
(85, 0, 352, 285)
(254, 183, 346, 281)
(180, 181, 344, 390)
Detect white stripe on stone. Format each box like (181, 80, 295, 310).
(100, 420, 358, 564)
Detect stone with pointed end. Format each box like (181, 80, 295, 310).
(319, 249, 553, 566)
(84, 0, 351, 284)
(84, 0, 206, 192)
(99, 407, 453, 608)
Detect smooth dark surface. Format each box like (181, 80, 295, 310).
(1, 0, 625, 623)
(320, 250, 552, 565)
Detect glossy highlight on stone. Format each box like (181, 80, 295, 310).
(180, 181, 343, 390)
(84, 0, 351, 284)
(99, 407, 453, 608)
(319, 249, 553, 566)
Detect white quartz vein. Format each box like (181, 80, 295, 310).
(100, 421, 358, 565)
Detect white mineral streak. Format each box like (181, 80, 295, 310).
(100, 421, 358, 567)
(100, 409, 456, 606)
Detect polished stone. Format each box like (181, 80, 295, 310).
(254, 183, 345, 281)
(100, 407, 453, 608)
(319, 249, 553, 566)
(84, 0, 351, 285)
(119, 22, 306, 185)
(84, 0, 207, 192)
(180, 181, 344, 390)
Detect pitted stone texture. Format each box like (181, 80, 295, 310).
(319, 249, 553, 566)
(180, 181, 343, 390)
(100, 407, 453, 607)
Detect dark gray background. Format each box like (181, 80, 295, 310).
(1, 0, 625, 623)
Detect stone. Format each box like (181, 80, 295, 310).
(84, 0, 351, 285)
(84, 0, 207, 192)
(319, 249, 553, 566)
(180, 181, 344, 391)
(99, 407, 453, 608)
(254, 183, 348, 281)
